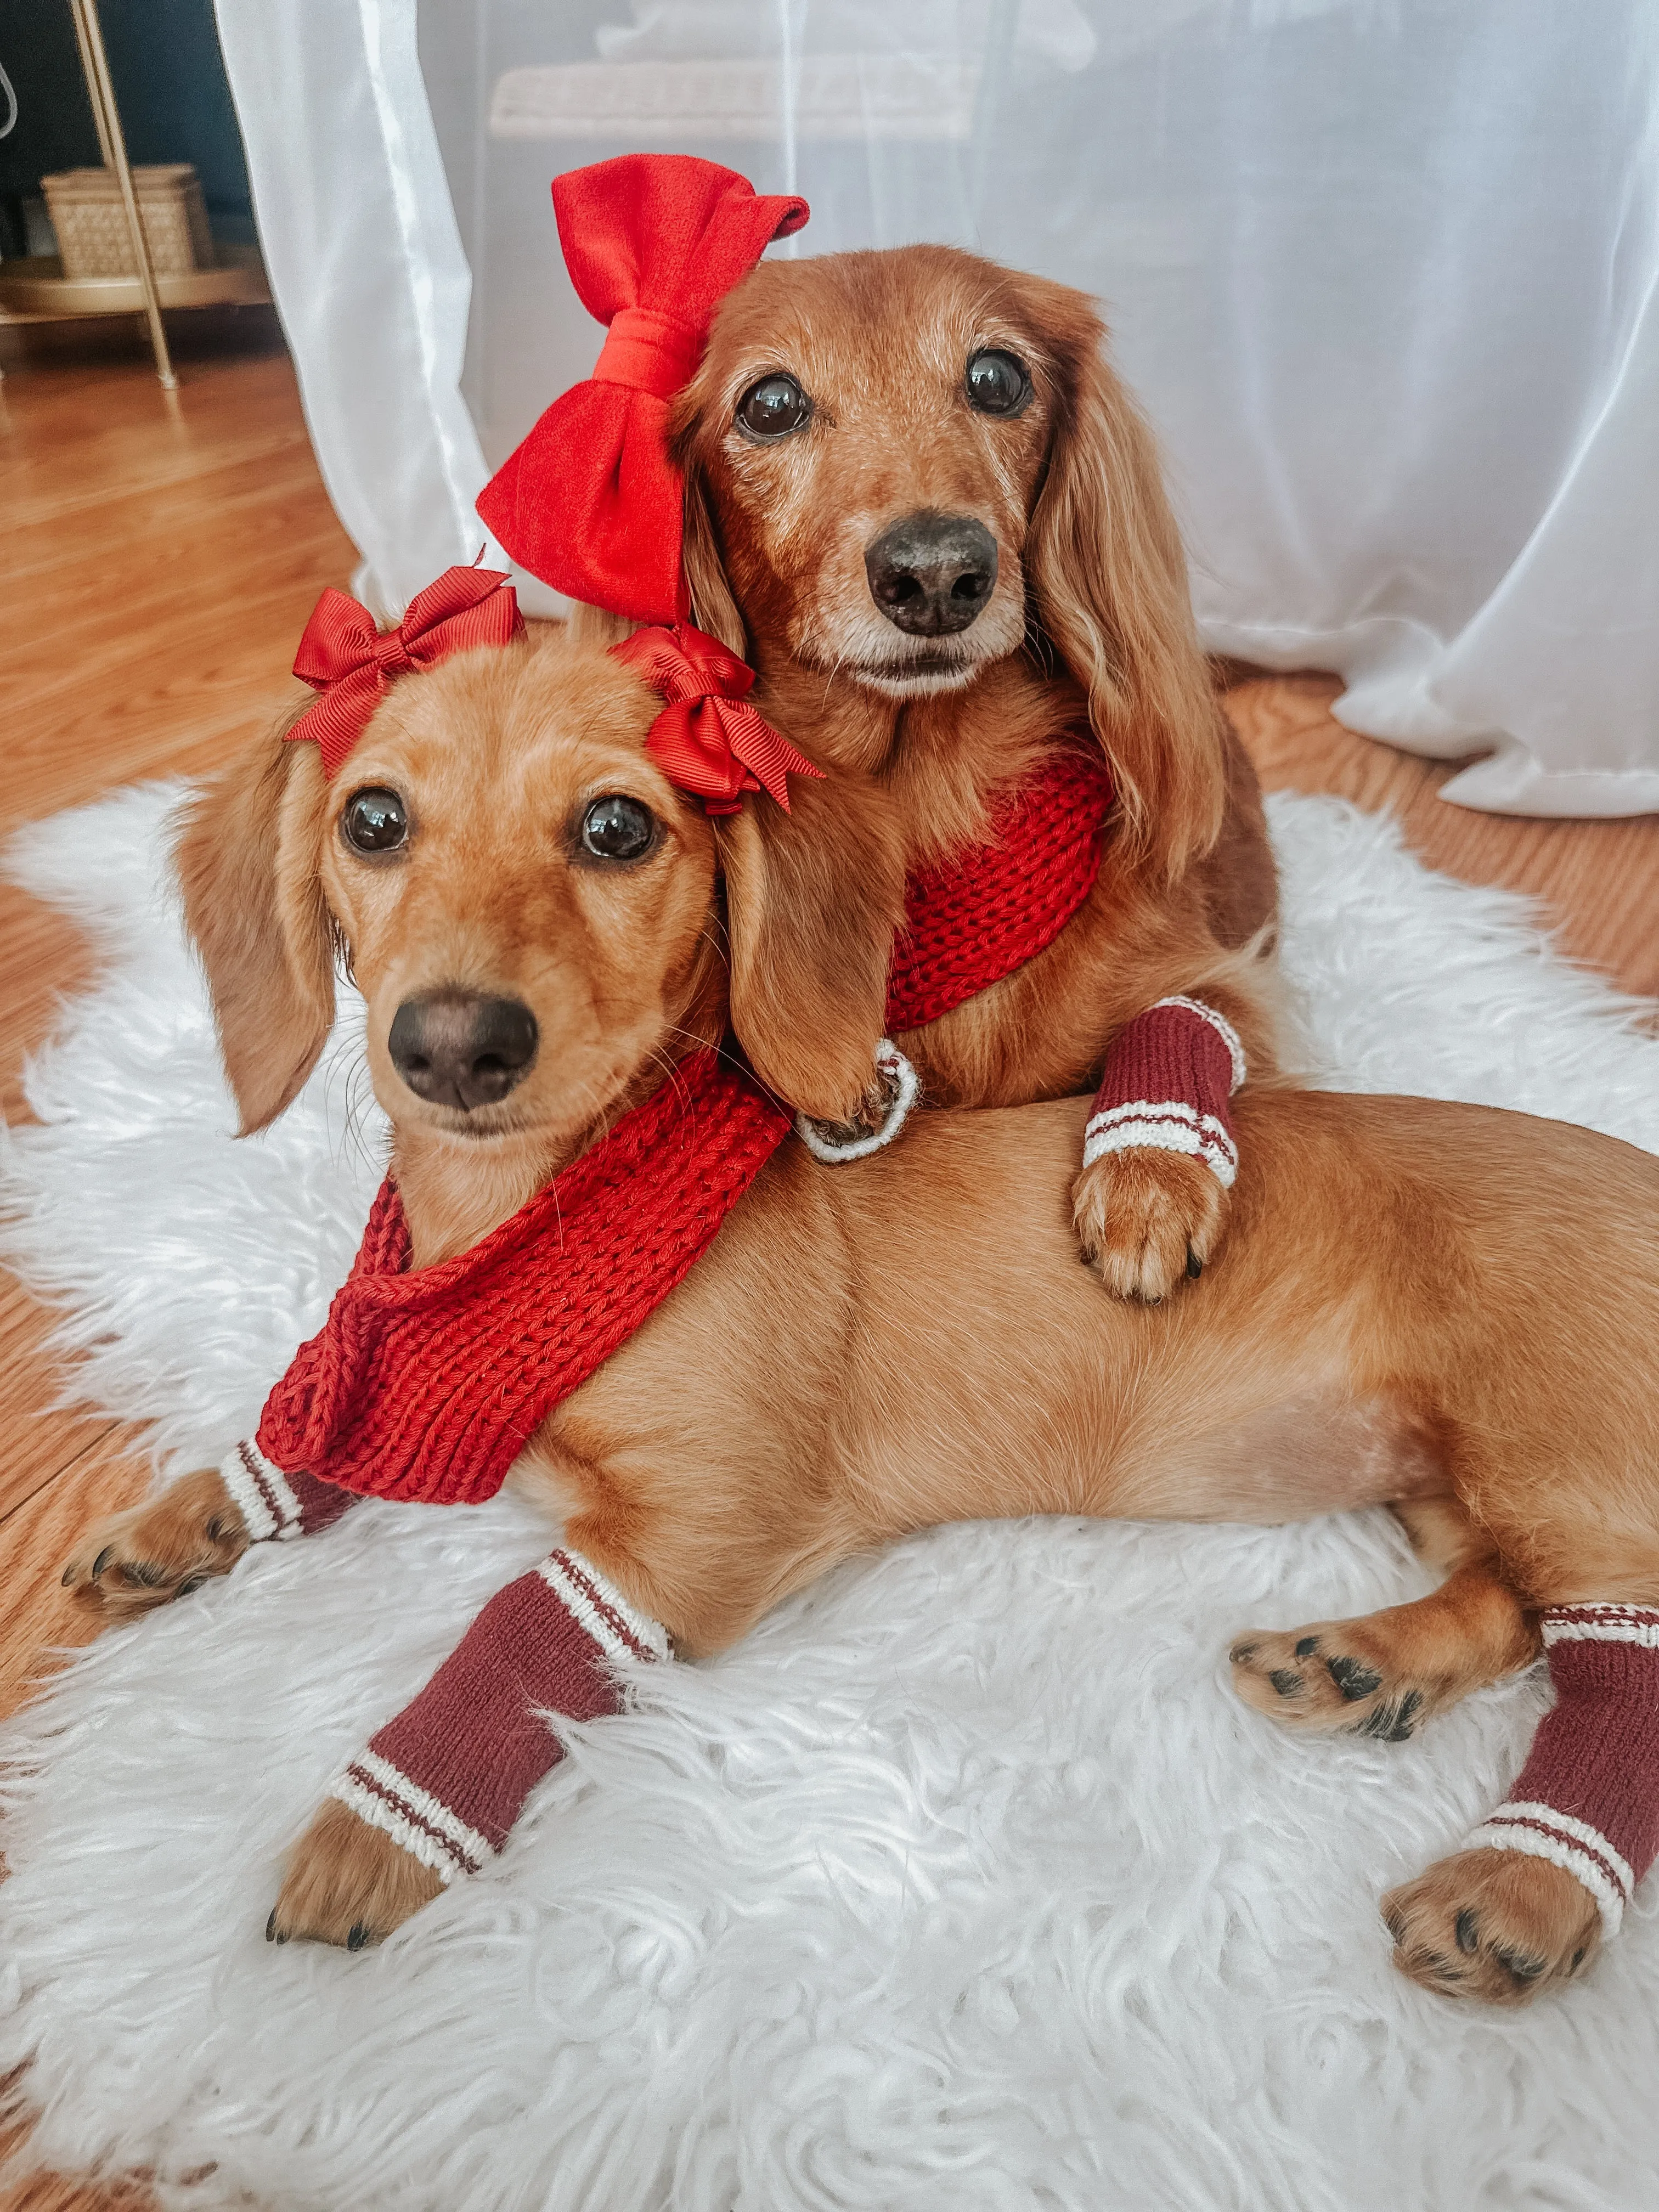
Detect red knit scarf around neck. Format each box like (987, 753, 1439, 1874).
(256, 1053, 790, 1505)
(255, 742, 1114, 1508)
(887, 747, 1113, 1030)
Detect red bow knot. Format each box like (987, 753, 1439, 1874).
(475, 155, 809, 625)
(612, 624, 822, 816)
(287, 567, 524, 778)
(593, 306, 705, 400)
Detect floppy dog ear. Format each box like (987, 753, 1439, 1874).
(716, 772, 907, 1124)
(680, 462, 750, 658)
(174, 715, 335, 1135)
(1024, 285, 1227, 882)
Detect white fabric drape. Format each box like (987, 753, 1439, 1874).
(216, 0, 1659, 816)
(211, 0, 507, 616)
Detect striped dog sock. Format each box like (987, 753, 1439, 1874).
(1467, 1604, 1659, 1937)
(218, 1440, 358, 1543)
(1083, 995, 1245, 1189)
(330, 1549, 671, 1882)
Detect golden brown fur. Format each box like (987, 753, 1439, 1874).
(66, 635, 1659, 2004)
(646, 242, 1282, 1295)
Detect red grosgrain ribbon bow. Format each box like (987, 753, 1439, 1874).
(287, 568, 524, 778)
(476, 155, 809, 624)
(612, 624, 822, 816)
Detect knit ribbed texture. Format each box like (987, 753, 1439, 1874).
(1083, 995, 1246, 1187)
(253, 1052, 791, 1508)
(330, 1548, 670, 1882)
(885, 748, 1113, 1031)
(1467, 1605, 1659, 1937)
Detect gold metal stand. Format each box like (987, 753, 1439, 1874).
(66, 0, 176, 386)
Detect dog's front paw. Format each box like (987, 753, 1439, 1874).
(1229, 1620, 1439, 1740)
(60, 1466, 248, 1618)
(270, 1798, 444, 1949)
(1071, 1148, 1225, 1301)
(1383, 1848, 1600, 2005)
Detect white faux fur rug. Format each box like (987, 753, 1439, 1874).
(3, 785, 1659, 2212)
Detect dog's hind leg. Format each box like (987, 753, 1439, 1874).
(1384, 1568, 1659, 2007)
(1228, 1496, 1539, 1743)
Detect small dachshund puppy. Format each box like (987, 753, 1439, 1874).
(639, 242, 1283, 1301)
(65, 631, 1659, 2007)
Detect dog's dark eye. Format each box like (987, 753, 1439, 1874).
(736, 373, 812, 442)
(965, 349, 1031, 417)
(580, 794, 656, 862)
(341, 787, 408, 854)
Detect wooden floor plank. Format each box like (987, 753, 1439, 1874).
(1229, 672, 1659, 998)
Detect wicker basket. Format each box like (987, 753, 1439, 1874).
(40, 165, 213, 281)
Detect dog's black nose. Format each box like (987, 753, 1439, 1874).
(865, 512, 998, 636)
(387, 992, 538, 1110)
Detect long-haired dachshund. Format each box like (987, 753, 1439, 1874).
(66, 632, 1659, 2007)
(631, 242, 1284, 1303)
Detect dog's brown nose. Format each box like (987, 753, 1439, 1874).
(387, 991, 538, 1111)
(865, 512, 998, 636)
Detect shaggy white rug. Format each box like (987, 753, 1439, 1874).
(2, 784, 1658, 2212)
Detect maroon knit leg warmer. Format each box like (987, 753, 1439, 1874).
(219, 1439, 359, 1542)
(1466, 1605, 1659, 1937)
(1083, 996, 1245, 1187)
(329, 1548, 671, 1883)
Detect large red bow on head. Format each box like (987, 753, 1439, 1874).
(476, 155, 809, 625)
(287, 568, 525, 778)
(612, 624, 822, 816)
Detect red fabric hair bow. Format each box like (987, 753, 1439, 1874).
(612, 624, 822, 816)
(475, 155, 809, 624)
(287, 567, 524, 778)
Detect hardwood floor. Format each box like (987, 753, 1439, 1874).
(0, 331, 1655, 2210)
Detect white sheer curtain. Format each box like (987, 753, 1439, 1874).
(216, 0, 1659, 816)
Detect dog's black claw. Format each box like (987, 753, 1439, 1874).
(177, 1575, 206, 1598)
(347, 1923, 369, 1952)
(206, 1517, 227, 1543)
(1454, 1907, 1480, 1955)
(1186, 1246, 1203, 1280)
(266, 1910, 277, 1943)
(91, 1545, 114, 1581)
(61, 1564, 76, 1586)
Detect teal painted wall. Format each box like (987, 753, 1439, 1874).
(0, 1, 253, 257)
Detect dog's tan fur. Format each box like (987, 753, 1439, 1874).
(621, 243, 1283, 1297)
(66, 635, 1659, 2002)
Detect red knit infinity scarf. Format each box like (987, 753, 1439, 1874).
(887, 748, 1114, 1030)
(256, 1053, 789, 1506)
(257, 742, 1113, 1508)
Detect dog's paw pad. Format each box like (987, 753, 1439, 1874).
(1229, 1622, 1431, 1739)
